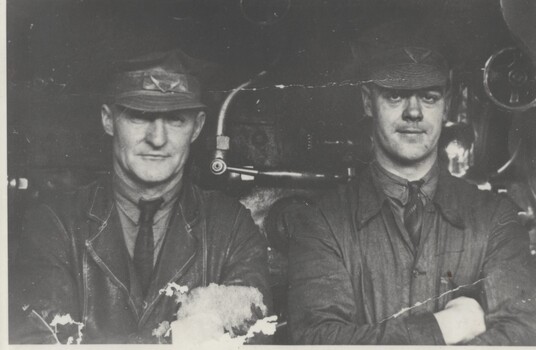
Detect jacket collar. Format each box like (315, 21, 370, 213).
(370, 161, 439, 206)
(355, 164, 465, 229)
(85, 174, 203, 320)
(86, 174, 200, 229)
(86, 175, 115, 226)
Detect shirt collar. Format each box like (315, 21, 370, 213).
(356, 162, 464, 229)
(113, 172, 183, 225)
(371, 160, 439, 206)
(86, 174, 200, 230)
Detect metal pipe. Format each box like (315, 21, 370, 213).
(216, 70, 267, 136)
(210, 70, 353, 183)
(227, 166, 351, 182)
(494, 138, 522, 176)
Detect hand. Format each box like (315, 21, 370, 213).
(433, 296, 486, 344)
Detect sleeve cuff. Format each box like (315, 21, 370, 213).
(404, 312, 446, 345)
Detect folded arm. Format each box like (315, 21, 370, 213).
(286, 202, 445, 345)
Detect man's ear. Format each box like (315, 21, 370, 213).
(361, 85, 373, 117)
(190, 110, 206, 143)
(101, 104, 114, 136)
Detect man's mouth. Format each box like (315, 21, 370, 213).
(139, 154, 169, 159)
(397, 128, 425, 134)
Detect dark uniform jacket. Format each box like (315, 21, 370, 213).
(286, 166, 536, 345)
(10, 176, 271, 343)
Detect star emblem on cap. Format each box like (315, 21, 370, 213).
(149, 75, 183, 93)
(404, 47, 433, 64)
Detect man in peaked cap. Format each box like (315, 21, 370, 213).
(10, 49, 271, 343)
(285, 20, 536, 345)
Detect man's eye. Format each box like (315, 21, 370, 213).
(420, 92, 443, 103)
(131, 116, 149, 123)
(386, 93, 403, 102)
(167, 115, 186, 126)
(127, 112, 152, 124)
(380, 89, 407, 102)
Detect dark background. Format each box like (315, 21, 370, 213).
(8, 1, 535, 341)
(7, 0, 515, 177)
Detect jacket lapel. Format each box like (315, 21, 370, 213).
(433, 167, 466, 229)
(355, 168, 385, 229)
(85, 178, 141, 315)
(83, 176, 203, 325)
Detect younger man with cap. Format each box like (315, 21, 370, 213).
(10, 50, 271, 343)
(286, 21, 536, 345)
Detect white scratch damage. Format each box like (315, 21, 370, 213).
(209, 80, 373, 94)
(379, 278, 487, 323)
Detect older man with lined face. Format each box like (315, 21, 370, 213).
(10, 50, 271, 344)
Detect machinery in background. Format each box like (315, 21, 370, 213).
(7, 0, 536, 343)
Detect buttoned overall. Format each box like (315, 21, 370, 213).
(286, 166, 536, 345)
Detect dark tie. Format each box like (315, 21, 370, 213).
(404, 180, 424, 248)
(134, 197, 163, 297)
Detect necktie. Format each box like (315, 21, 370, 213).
(404, 180, 424, 248)
(134, 197, 163, 297)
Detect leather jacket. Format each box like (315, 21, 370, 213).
(286, 166, 536, 345)
(10, 176, 271, 343)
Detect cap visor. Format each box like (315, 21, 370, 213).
(115, 91, 206, 112)
(371, 64, 448, 90)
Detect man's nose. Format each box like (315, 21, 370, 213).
(145, 118, 167, 147)
(403, 95, 423, 122)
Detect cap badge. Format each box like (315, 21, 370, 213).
(143, 73, 189, 93)
(404, 47, 433, 64)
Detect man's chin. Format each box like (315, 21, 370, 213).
(133, 172, 176, 188)
(393, 150, 435, 166)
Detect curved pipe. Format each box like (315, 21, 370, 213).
(211, 71, 267, 175)
(210, 71, 354, 182)
(216, 71, 267, 136)
(493, 138, 522, 176)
